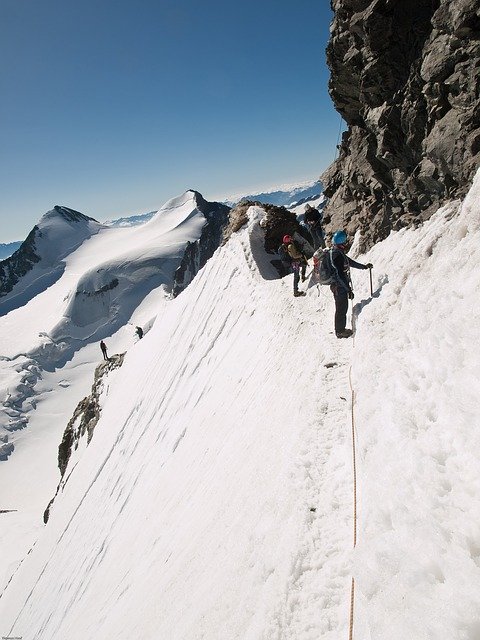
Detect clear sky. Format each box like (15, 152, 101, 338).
(0, 0, 339, 242)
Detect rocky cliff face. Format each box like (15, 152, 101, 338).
(322, 0, 480, 247)
(172, 192, 230, 296)
(44, 353, 125, 523)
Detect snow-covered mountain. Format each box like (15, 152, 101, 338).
(0, 190, 229, 458)
(0, 206, 103, 315)
(102, 180, 324, 230)
(224, 178, 323, 208)
(0, 242, 22, 260)
(103, 210, 157, 228)
(1, 171, 479, 639)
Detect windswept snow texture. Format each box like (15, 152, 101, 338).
(0, 191, 220, 463)
(1, 172, 480, 639)
(0, 191, 211, 366)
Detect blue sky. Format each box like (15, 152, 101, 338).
(0, 0, 339, 242)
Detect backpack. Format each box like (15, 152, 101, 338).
(293, 231, 314, 259)
(314, 248, 338, 285)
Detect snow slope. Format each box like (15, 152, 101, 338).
(0, 190, 227, 582)
(1, 171, 479, 639)
(0, 190, 218, 445)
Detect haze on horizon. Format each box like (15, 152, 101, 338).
(0, 0, 339, 243)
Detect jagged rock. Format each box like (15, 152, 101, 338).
(223, 201, 314, 277)
(255, 202, 308, 254)
(322, 0, 480, 248)
(44, 353, 125, 523)
(0, 205, 102, 309)
(172, 192, 230, 297)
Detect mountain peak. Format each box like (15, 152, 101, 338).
(46, 205, 99, 225)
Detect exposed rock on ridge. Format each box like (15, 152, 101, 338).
(172, 191, 230, 296)
(44, 353, 125, 523)
(322, 0, 480, 247)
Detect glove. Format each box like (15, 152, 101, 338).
(348, 290, 354, 300)
(366, 263, 373, 269)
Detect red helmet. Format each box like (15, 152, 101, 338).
(283, 234, 292, 244)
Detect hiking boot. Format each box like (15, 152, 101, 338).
(336, 329, 353, 338)
(294, 291, 306, 297)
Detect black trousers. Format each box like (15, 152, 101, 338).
(292, 260, 306, 292)
(330, 284, 349, 334)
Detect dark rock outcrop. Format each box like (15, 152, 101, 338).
(0, 206, 102, 312)
(44, 353, 125, 523)
(322, 0, 480, 247)
(0, 227, 41, 298)
(222, 201, 314, 276)
(172, 191, 230, 296)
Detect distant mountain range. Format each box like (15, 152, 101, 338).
(0, 241, 22, 260)
(0, 180, 324, 256)
(223, 179, 323, 208)
(103, 180, 323, 229)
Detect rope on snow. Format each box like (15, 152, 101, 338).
(348, 364, 358, 640)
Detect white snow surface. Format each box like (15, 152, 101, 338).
(0, 191, 215, 581)
(1, 173, 480, 639)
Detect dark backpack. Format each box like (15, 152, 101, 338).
(314, 248, 338, 285)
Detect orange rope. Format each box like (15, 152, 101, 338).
(348, 366, 358, 640)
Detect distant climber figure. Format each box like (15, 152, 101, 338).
(135, 326, 144, 339)
(303, 204, 325, 250)
(100, 340, 109, 360)
(329, 230, 372, 338)
(280, 234, 308, 297)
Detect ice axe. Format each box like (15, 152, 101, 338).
(368, 266, 373, 297)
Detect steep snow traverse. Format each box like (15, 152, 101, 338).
(1, 173, 480, 639)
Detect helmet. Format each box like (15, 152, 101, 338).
(283, 234, 292, 244)
(332, 230, 347, 245)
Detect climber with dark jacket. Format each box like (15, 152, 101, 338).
(280, 234, 308, 297)
(304, 204, 325, 250)
(100, 340, 109, 360)
(330, 230, 372, 338)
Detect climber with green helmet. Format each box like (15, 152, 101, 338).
(330, 230, 372, 338)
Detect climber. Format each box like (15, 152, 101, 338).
(280, 234, 308, 297)
(303, 204, 325, 250)
(135, 326, 144, 339)
(329, 230, 372, 338)
(100, 340, 109, 360)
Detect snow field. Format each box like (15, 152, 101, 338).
(2, 172, 480, 639)
(352, 172, 480, 639)
(0, 207, 357, 639)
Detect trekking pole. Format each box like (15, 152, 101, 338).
(368, 266, 373, 297)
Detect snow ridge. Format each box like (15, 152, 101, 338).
(1, 173, 480, 639)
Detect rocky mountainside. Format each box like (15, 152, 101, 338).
(44, 353, 126, 523)
(322, 0, 480, 247)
